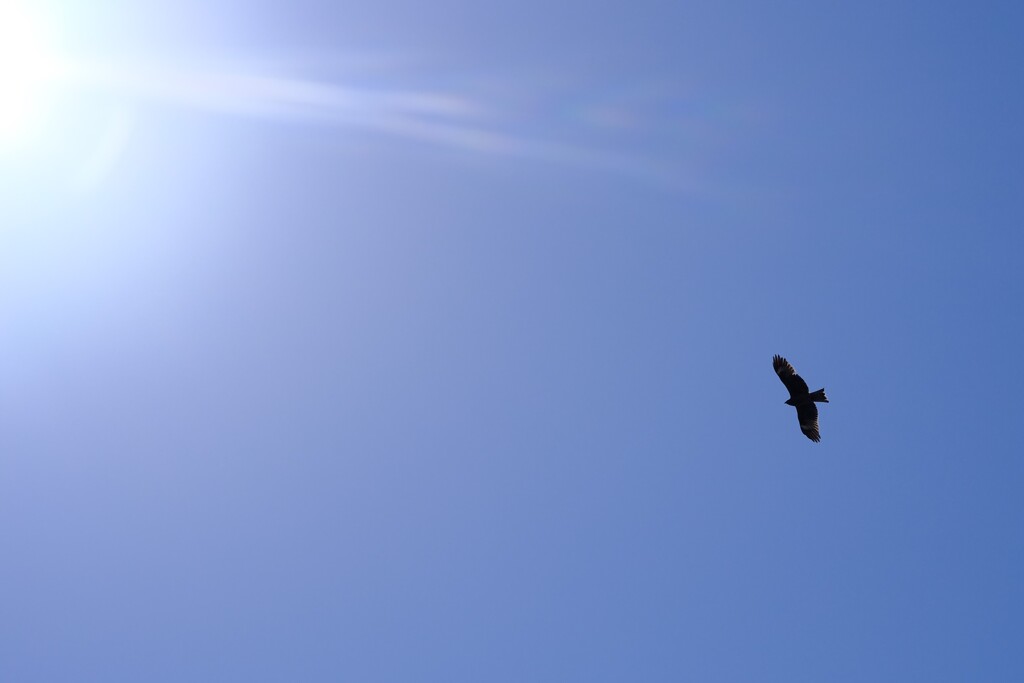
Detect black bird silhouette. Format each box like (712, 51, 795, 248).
(773, 355, 828, 442)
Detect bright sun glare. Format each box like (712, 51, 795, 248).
(0, 1, 62, 144)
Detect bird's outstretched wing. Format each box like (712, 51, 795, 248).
(773, 354, 809, 398)
(796, 402, 820, 442)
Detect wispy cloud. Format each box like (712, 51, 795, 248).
(62, 57, 707, 192)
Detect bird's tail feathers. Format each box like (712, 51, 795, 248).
(810, 388, 828, 403)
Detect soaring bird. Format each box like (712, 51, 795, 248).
(773, 355, 828, 442)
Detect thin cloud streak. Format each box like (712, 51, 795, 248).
(64, 58, 702, 192)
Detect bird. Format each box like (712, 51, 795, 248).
(773, 355, 829, 442)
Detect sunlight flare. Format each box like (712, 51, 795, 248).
(0, 1, 62, 143)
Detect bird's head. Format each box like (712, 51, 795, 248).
(784, 398, 796, 406)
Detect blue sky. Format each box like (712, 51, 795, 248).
(2, 1, 1023, 681)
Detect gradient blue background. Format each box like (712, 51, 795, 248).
(3, 1, 1023, 681)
